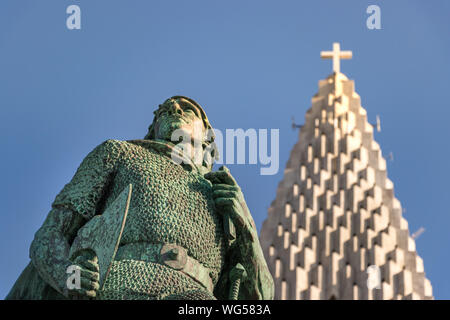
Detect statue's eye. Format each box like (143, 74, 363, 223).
(184, 106, 200, 117)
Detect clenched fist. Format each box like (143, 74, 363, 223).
(205, 166, 257, 243)
(68, 250, 100, 299)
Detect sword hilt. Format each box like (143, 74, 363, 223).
(229, 263, 247, 300)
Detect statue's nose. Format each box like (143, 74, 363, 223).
(168, 101, 183, 116)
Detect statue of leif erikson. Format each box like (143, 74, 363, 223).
(6, 96, 274, 300)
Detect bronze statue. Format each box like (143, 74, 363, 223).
(6, 96, 274, 300)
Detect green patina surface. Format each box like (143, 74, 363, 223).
(6, 96, 274, 300)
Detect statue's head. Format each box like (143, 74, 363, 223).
(144, 96, 217, 167)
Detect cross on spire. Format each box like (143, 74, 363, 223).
(320, 42, 352, 74)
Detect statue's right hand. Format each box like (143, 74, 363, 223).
(68, 251, 100, 299)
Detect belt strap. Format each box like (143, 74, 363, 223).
(115, 242, 214, 293)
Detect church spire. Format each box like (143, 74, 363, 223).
(260, 45, 433, 300)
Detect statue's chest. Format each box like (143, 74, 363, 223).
(112, 148, 221, 245)
(106, 145, 225, 279)
(118, 150, 213, 211)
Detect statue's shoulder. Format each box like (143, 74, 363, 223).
(81, 139, 139, 165)
(124, 139, 168, 155)
(99, 139, 128, 149)
(124, 139, 153, 149)
(94, 139, 136, 155)
(92, 139, 169, 161)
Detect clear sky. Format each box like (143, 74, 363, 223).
(1, 0, 449, 299)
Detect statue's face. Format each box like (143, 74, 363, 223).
(153, 97, 206, 144)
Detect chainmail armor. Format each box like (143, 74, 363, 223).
(53, 139, 226, 299)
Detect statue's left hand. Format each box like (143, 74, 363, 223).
(205, 166, 274, 300)
(205, 166, 257, 243)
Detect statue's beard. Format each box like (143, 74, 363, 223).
(156, 115, 206, 145)
(156, 118, 193, 143)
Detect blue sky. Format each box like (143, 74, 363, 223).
(1, 0, 449, 299)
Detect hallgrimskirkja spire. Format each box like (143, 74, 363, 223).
(260, 43, 433, 300)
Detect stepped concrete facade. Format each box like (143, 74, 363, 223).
(259, 45, 433, 300)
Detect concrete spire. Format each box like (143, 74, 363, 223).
(259, 58, 433, 300)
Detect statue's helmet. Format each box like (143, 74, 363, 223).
(144, 96, 214, 143)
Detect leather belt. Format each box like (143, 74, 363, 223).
(115, 242, 214, 293)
